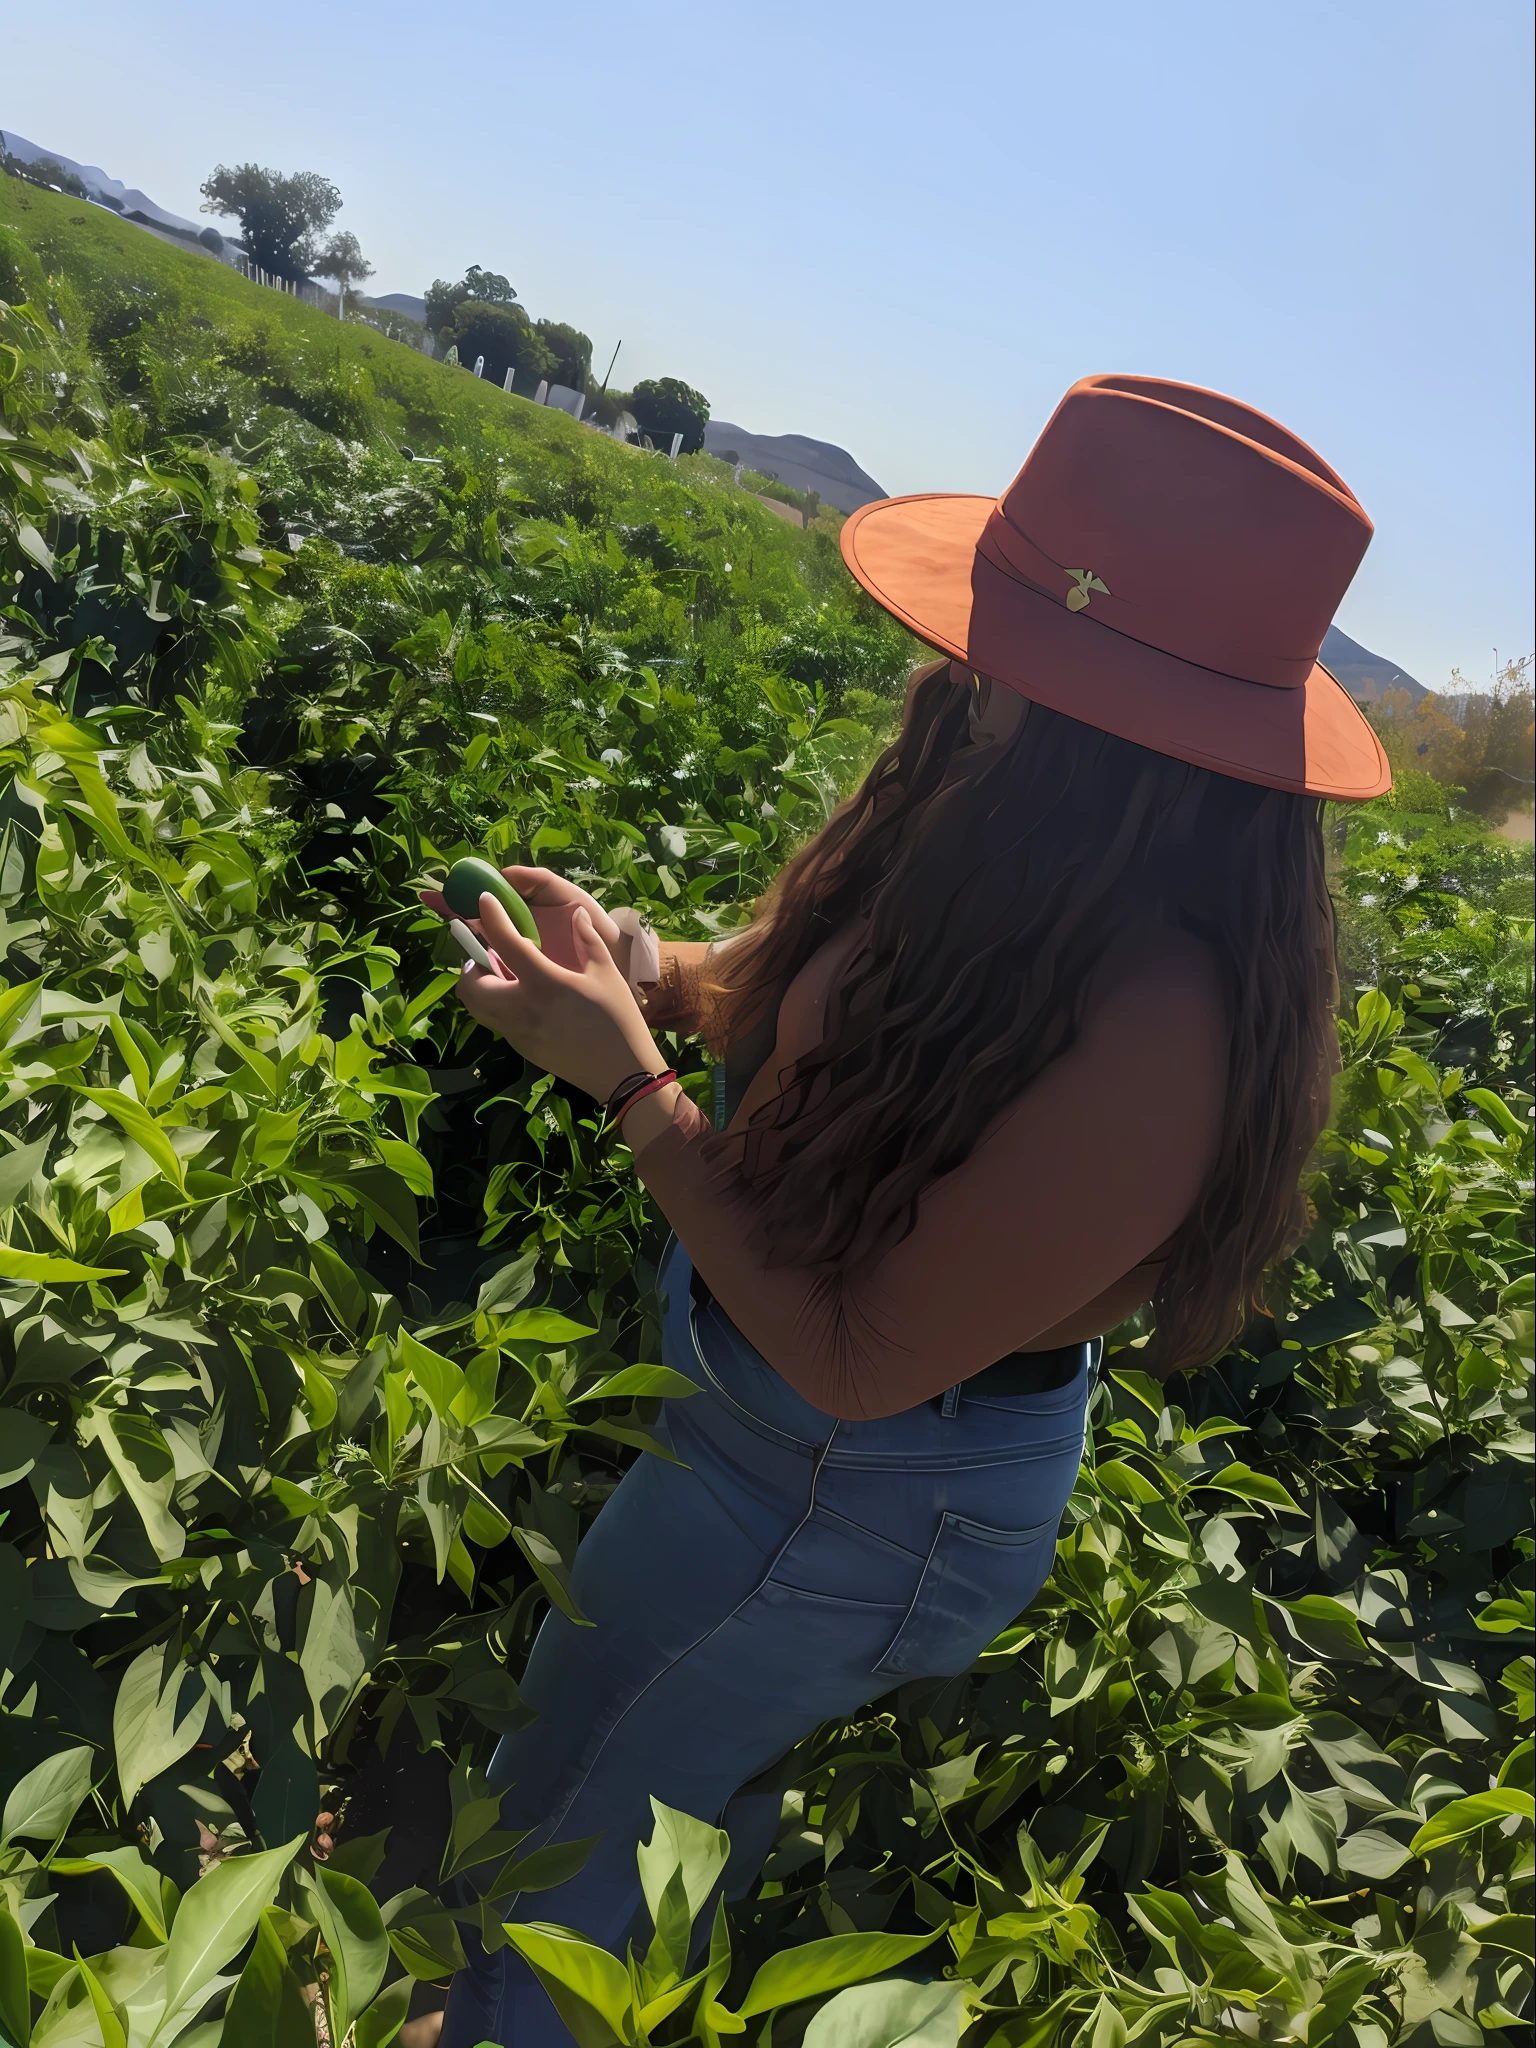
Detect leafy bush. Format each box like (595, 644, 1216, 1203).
(1333, 780, 1533, 998)
(533, 318, 594, 393)
(445, 300, 554, 388)
(0, 182, 1530, 2047)
(1366, 661, 1535, 827)
(632, 377, 711, 455)
(424, 265, 520, 335)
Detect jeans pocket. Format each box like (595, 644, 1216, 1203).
(873, 1512, 1060, 1678)
(768, 1505, 927, 1606)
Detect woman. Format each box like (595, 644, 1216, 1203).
(435, 375, 1389, 2047)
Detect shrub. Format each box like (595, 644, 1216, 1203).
(533, 317, 593, 392)
(631, 374, 711, 453)
(444, 299, 554, 385)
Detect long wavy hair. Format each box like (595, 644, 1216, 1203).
(699, 660, 1339, 1376)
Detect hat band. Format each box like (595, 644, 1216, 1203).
(976, 500, 1315, 692)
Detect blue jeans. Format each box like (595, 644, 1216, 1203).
(441, 1244, 1091, 2047)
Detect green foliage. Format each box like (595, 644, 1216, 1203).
(424, 265, 519, 335)
(1366, 659, 1535, 827)
(445, 300, 554, 387)
(308, 231, 373, 304)
(534, 319, 594, 393)
(0, 179, 1529, 2045)
(1334, 782, 1533, 994)
(632, 377, 712, 455)
(198, 164, 343, 282)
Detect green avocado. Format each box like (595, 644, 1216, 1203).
(442, 858, 541, 946)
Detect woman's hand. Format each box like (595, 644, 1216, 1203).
(454, 892, 668, 1102)
(420, 866, 625, 975)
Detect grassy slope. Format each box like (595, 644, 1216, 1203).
(0, 175, 863, 575)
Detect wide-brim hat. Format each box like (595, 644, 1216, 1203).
(841, 375, 1390, 799)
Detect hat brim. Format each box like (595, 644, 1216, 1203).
(841, 492, 1390, 800)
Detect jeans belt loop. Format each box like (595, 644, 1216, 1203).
(940, 1384, 962, 1419)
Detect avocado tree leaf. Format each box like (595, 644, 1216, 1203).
(353, 1975, 413, 2048)
(0, 1246, 127, 1282)
(220, 1908, 313, 2048)
(1, 1743, 95, 1847)
(81, 1409, 186, 1560)
(571, 1363, 699, 1403)
(158, 1834, 307, 2030)
(0, 1900, 29, 2048)
(1410, 1788, 1534, 1857)
(501, 1921, 639, 2048)
(735, 1931, 939, 2019)
(49, 1844, 170, 1940)
(112, 1648, 207, 1809)
(1201, 1463, 1303, 1513)
(307, 1865, 388, 2031)
(802, 1979, 968, 2048)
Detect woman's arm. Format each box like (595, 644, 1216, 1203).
(455, 899, 1226, 1421)
(626, 937, 1228, 1416)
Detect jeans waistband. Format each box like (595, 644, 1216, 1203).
(689, 1263, 1093, 1409)
(663, 1242, 1094, 1463)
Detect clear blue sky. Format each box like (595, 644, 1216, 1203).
(8, 0, 1532, 688)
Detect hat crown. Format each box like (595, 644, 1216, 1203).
(979, 375, 1373, 690)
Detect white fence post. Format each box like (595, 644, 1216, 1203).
(502, 368, 514, 393)
(533, 380, 549, 406)
(473, 355, 485, 378)
(669, 431, 683, 461)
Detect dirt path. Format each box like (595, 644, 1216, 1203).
(749, 491, 803, 527)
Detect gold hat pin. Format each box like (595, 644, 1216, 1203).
(1064, 569, 1110, 613)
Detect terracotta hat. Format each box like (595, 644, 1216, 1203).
(840, 374, 1390, 799)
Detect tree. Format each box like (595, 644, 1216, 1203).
(424, 265, 518, 333)
(310, 230, 375, 310)
(1365, 657, 1534, 826)
(630, 376, 711, 454)
(534, 319, 593, 393)
(444, 301, 555, 385)
(199, 163, 342, 279)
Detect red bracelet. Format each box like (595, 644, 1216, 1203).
(604, 1069, 661, 1120)
(611, 1069, 677, 1126)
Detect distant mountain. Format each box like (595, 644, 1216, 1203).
(365, 291, 428, 324)
(703, 422, 886, 515)
(1320, 626, 1424, 703)
(0, 128, 204, 235)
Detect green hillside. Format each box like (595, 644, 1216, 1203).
(0, 174, 1532, 2048)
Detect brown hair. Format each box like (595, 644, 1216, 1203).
(699, 661, 1339, 1375)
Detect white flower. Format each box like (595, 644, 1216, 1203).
(599, 748, 625, 766)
